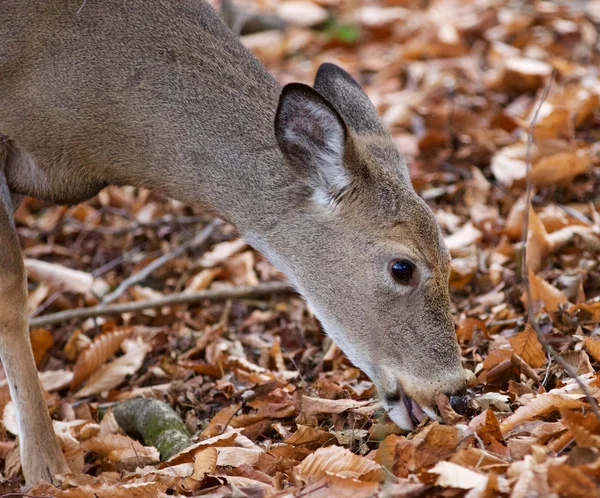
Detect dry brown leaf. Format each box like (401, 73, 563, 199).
(276, 1, 328, 27)
(199, 404, 242, 438)
(583, 337, 600, 362)
(559, 409, 600, 449)
(482, 348, 513, 371)
(71, 328, 132, 389)
(429, 461, 487, 490)
(500, 393, 585, 433)
(547, 464, 600, 498)
(525, 208, 552, 273)
(216, 446, 262, 467)
(531, 151, 591, 186)
(192, 447, 218, 480)
(39, 369, 74, 391)
(450, 449, 509, 472)
(292, 474, 380, 498)
(30, 328, 53, 367)
(504, 195, 527, 241)
(284, 424, 336, 447)
(83, 433, 158, 457)
(295, 445, 381, 480)
(435, 392, 466, 425)
(185, 268, 222, 292)
(444, 222, 483, 256)
(198, 238, 248, 267)
(223, 250, 259, 286)
(456, 316, 488, 342)
(167, 432, 239, 465)
(301, 395, 373, 416)
(468, 409, 503, 446)
(571, 301, 600, 321)
(508, 326, 546, 368)
(376, 425, 460, 478)
(75, 338, 148, 397)
(24, 258, 109, 297)
(490, 144, 528, 186)
(524, 270, 569, 313)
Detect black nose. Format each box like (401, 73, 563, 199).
(448, 389, 471, 415)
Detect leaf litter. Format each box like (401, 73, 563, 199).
(2, 0, 600, 496)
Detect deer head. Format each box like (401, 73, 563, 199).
(260, 63, 467, 429)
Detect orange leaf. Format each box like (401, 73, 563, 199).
(531, 151, 591, 186)
(191, 447, 218, 480)
(30, 328, 53, 367)
(525, 208, 552, 273)
(572, 302, 600, 321)
(559, 409, 600, 448)
(294, 474, 380, 498)
(70, 328, 132, 389)
(583, 337, 600, 363)
(284, 425, 335, 447)
(468, 409, 503, 446)
(295, 445, 381, 481)
(482, 349, 513, 371)
(456, 317, 488, 342)
(524, 270, 569, 313)
(504, 194, 527, 241)
(508, 326, 546, 368)
(500, 393, 585, 433)
(548, 464, 599, 498)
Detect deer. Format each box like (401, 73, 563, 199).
(0, 0, 468, 484)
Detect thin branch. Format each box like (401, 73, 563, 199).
(101, 220, 221, 304)
(29, 281, 293, 327)
(520, 70, 600, 423)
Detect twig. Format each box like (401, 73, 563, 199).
(102, 220, 220, 304)
(520, 70, 600, 423)
(29, 281, 293, 327)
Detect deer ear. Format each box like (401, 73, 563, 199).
(314, 63, 386, 136)
(275, 83, 349, 203)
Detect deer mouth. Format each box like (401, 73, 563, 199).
(403, 393, 426, 427)
(385, 389, 430, 431)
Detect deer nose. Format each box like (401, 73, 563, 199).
(448, 389, 471, 415)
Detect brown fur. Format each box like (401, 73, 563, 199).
(0, 0, 466, 483)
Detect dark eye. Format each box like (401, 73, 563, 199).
(391, 260, 414, 283)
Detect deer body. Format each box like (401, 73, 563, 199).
(1, 0, 466, 483)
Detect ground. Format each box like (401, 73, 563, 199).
(1, 0, 600, 497)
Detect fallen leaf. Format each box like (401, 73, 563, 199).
(71, 328, 132, 389)
(39, 369, 74, 391)
(24, 258, 109, 297)
(284, 425, 336, 447)
(583, 337, 600, 362)
(444, 222, 483, 256)
(531, 151, 591, 186)
(30, 328, 53, 366)
(429, 461, 487, 489)
(191, 447, 217, 480)
(198, 239, 248, 267)
(525, 270, 570, 313)
(295, 445, 382, 480)
(291, 474, 380, 498)
(469, 410, 503, 446)
(301, 396, 373, 416)
(525, 208, 552, 273)
(501, 393, 585, 433)
(75, 338, 149, 397)
(508, 326, 545, 368)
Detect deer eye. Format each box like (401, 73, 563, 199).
(391, 260, 414, 283)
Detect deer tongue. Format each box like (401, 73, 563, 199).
(403, 394, 426, 426)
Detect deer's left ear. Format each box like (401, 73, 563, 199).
(314, 62, 387, 136)
(275, 83, 350, 202)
